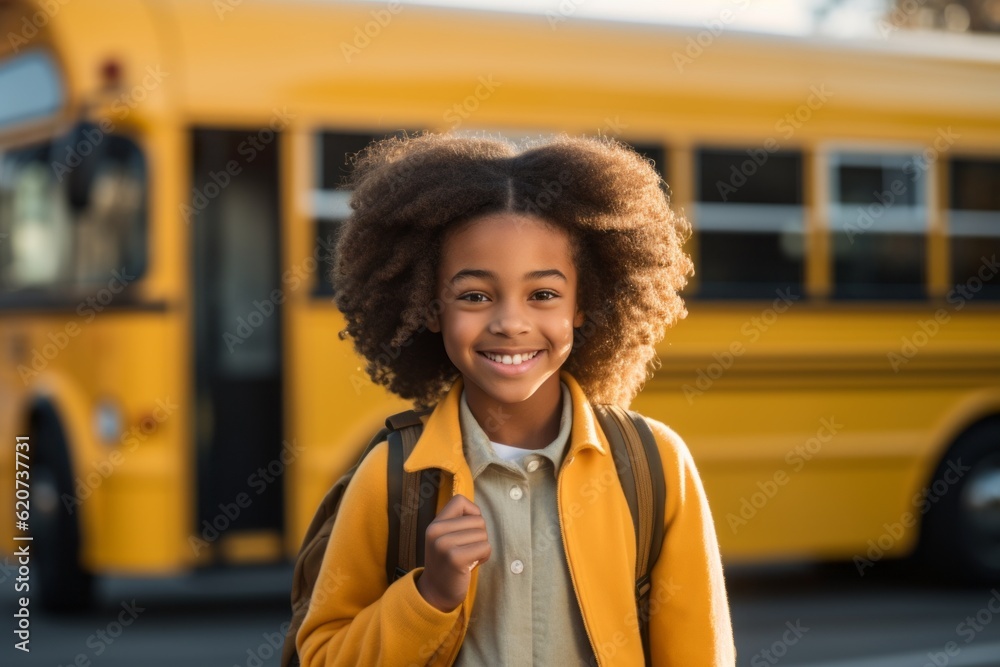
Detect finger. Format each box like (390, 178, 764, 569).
(435, 494, 480, 520)
(433, 528, 489, 551)
(427, 515, 486, 537)
(458, 498, 483, 517)
(452, 542, 492, 567)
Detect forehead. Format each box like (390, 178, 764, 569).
(438, 213, 576, 278)
(442, 212, 572, 255)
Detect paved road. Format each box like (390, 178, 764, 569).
(1, 564, 294, 667)
(1, 559, 998, 666)
(728, 560, 1000, 667)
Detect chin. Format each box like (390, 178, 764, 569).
(468, 376, 553, 406)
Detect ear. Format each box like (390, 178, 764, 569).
(426, 309, 441, 333)
(573, 308, 585, 329)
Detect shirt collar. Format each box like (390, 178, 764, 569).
(403, 371, 607, 499)
(459, 381, 573, 480)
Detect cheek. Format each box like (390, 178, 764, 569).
(440, 310, 481, 350)
(545, 314, 578, 345)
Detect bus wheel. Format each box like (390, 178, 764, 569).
(919, 417, 1000, 584)
(32, 416, 94, 612)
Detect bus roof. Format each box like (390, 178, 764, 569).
(5, 0, 1000, 132)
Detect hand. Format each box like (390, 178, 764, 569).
(415, 494, 491, 612)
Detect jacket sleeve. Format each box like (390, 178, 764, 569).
(644, 418, 737, 667)
(296, 441, 465, 667)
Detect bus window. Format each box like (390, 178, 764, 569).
(0, 50, 65, 129)
(694, 148, 804, 299)
(0, 145, 72, 287)
(0, 128, 147, 292)
(312, 131, 400, 296)
(950, 158, 1000, 300)
(829, 153, 925, 299)
(308, 132, 654, 296)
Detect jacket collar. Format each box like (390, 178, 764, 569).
(403, 370, 608, 492)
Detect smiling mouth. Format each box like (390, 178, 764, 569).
(478, 350, 541, 366)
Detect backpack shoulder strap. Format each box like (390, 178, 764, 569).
(592, 404, 666, 664)
(282, 408, 438, 667)
(384, 407, 438, 584)
(282, 423, 391, 667)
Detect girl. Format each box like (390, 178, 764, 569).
(297, 133, 736, 666)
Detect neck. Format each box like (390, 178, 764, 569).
(464, 375, 563, 450)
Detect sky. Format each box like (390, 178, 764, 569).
(356, 0, 895, 38)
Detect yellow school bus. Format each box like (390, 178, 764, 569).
(1, 0, 998, 609)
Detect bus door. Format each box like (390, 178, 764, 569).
(189, 128, 284, 563)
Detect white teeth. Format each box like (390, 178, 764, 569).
(483, 350, 539, 365)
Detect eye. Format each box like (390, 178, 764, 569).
(532, 290, 559, 301)
(458, 292, 489, 303)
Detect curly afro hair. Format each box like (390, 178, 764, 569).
(332, 132, 693, 409)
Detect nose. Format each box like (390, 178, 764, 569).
(488, 300, 530, 337)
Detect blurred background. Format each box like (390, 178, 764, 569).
(0, 0, 999, 664)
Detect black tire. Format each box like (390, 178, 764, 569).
(31, 414, 94, 612)
(917, 416, 1000, 584)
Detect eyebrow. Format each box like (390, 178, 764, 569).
(449, 268, 568, 284)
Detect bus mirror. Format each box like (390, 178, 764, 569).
(64, 122, 105, 215)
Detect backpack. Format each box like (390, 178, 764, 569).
(282, 403, 666, 667)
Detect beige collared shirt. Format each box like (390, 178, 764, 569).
(454, 381, 596, 666)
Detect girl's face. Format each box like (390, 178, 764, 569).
(427, 212, 585, 409)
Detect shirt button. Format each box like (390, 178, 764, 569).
(510, 559, 524, 574)
(526, 459, 540, 473)
(509, 485, 523, 500)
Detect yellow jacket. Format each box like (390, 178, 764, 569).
(297, 370, 737, 666)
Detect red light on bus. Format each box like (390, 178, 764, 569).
(100, 57, 122, 89)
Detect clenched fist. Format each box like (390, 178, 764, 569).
(416, 494, 492, 612)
